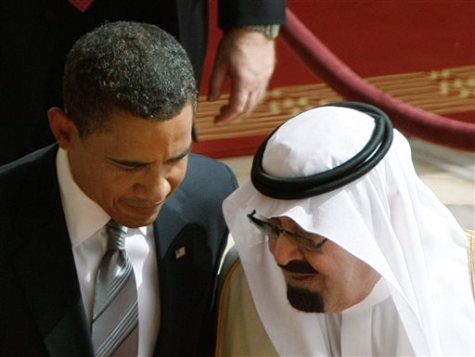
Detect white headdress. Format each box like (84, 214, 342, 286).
(223, 104, 475, 356)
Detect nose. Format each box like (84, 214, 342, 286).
(269, 234, 304, 266)
(135, 173, 172, 204)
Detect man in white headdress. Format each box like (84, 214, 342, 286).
(217, 102, 475, 356)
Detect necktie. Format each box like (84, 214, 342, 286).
(92, 220, 139, 357)
(68, 0, 95, 13)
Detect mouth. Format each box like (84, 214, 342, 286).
(123, 201, 163, 214)
(285, 271, 318, 282)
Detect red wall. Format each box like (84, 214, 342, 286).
(201, 0, 475, 92)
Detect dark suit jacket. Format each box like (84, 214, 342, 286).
(0, 0, 286, 164)
(0, 145, 238, 357)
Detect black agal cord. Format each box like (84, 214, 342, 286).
(251, 102, 393, 199)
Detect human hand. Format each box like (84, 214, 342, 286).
(208, 28, 276, 124)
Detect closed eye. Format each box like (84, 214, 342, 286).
(109, 159, 150, 171)
(296, 236, 328, 251)
(118, 164, 143, 171)
(165, 147, 190, 165)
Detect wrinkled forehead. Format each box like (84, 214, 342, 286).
(262, 106, 375, 177)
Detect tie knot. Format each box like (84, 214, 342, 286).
(106, 220, 128, 250)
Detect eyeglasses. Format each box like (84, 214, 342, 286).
(247, 210, 328, 252)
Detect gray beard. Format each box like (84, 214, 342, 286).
(287, 285, 325, 312)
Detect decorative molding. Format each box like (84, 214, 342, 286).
(196, 65, 475, 142)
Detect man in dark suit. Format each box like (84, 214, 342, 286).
(0, 21, 238, 356)
(0, 0, 286, 164)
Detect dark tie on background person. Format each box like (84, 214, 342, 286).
(68, 0, 96, 13)
(91, 220, 138, 357)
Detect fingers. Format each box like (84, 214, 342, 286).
(214, 89, 248, 125)
(208, 58, 227, 102)
(214, 85, 265, 125)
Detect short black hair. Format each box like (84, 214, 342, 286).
(63, 21, 197, 136)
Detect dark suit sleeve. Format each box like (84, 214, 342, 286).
(0, 146, 94, 357)
(218, 0, 286, 30)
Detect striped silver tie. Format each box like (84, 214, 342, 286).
(92, 220, 138, 357)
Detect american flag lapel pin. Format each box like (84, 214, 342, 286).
(175, 246, 186, 259)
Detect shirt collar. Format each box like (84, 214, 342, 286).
(56, 148, 110, 247)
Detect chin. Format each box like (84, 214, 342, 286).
(114, 210, 160, 228)
(287, 285, 325, 313)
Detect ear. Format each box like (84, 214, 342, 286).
(48, 107, 80, 149)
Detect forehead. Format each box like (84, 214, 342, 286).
(84, 104, 193, 158)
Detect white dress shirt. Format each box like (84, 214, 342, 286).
(56, 148, 160, 356)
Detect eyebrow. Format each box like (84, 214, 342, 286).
(269, 217, 313, 237)
(110, 146, 191, 167)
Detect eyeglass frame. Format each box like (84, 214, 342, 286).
(247, 210, 328, 252)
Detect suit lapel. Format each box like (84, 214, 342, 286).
(153, 189, 215, 356)
(154, 194, 187, 260)
(12, 146, 94, 357)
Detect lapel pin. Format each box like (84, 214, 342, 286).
(175, 246, 186, 259)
